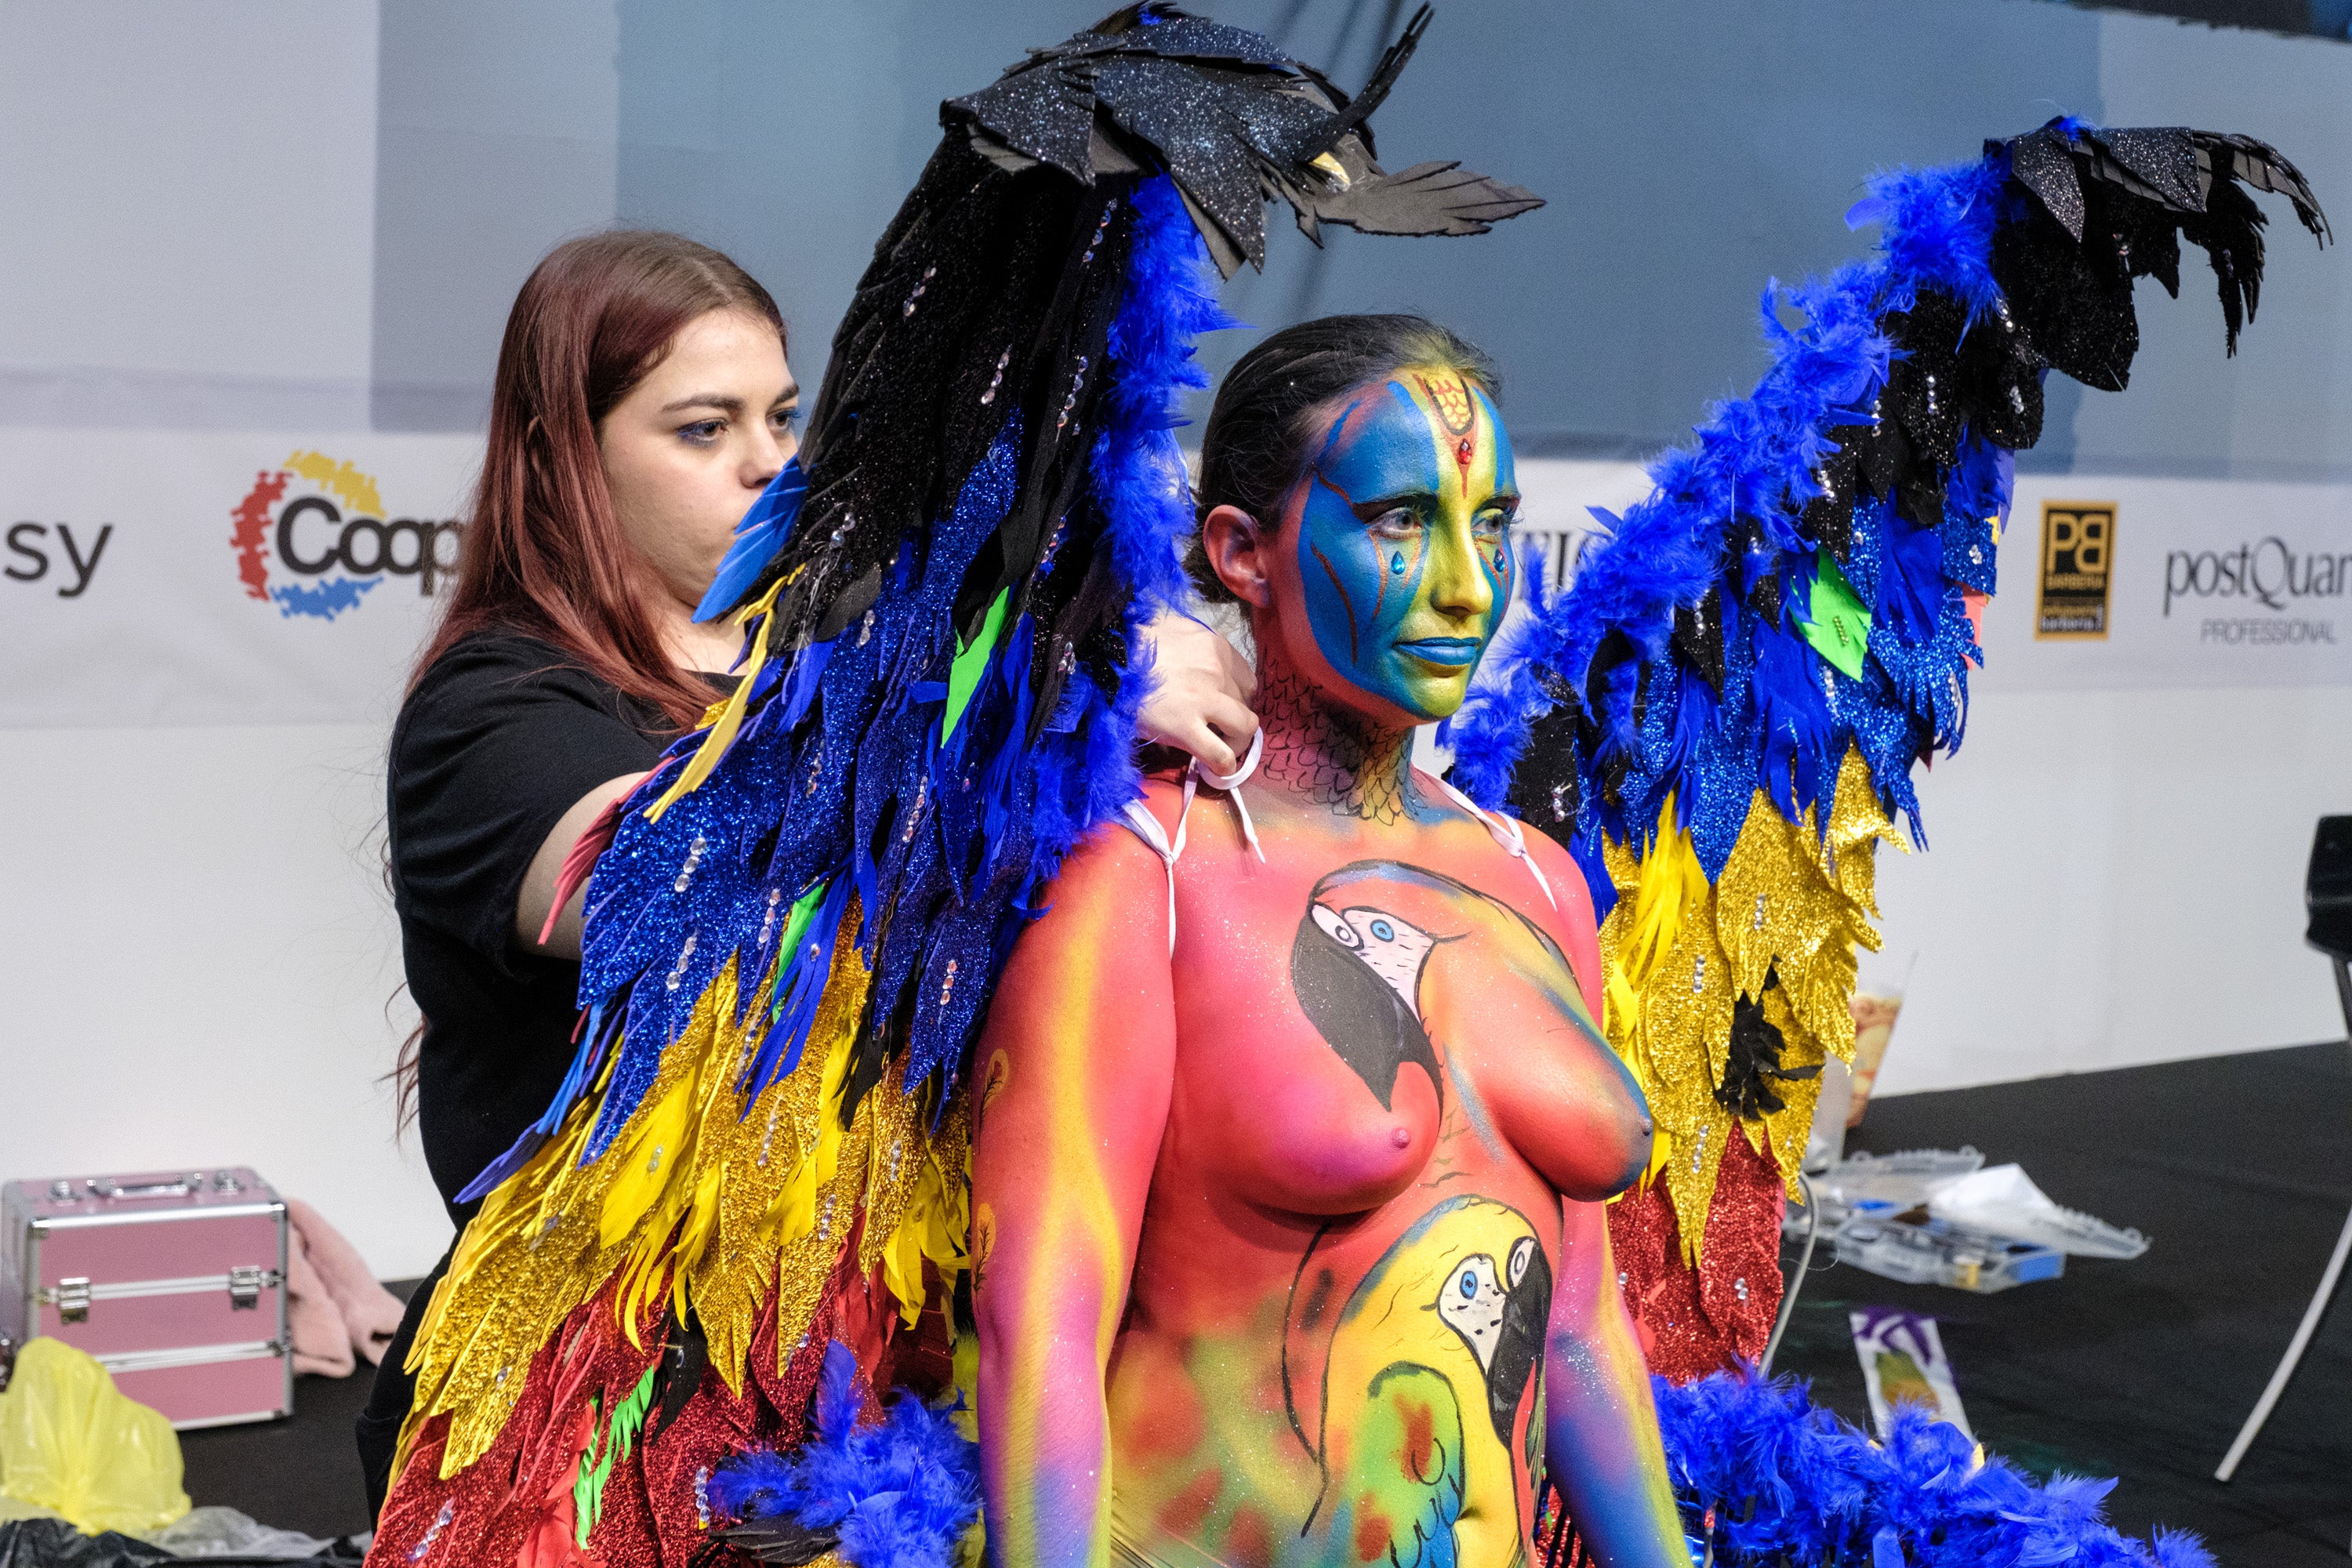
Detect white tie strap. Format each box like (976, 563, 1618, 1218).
(1432, 775, 1558, 911)
(1119, 728, 1266, 955)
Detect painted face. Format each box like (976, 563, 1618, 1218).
(1285, 368, 1518, 722)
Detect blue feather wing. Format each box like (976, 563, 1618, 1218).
(1454, 118, 2326, 871)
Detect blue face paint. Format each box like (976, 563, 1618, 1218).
(1289, 372, 1518, 721)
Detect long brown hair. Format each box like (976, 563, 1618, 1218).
(411, 228, 787, 730)
(394, 230, 786, 1131)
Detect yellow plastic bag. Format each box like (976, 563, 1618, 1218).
(0, 1338, 190, 1535)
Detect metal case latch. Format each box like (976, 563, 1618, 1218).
(228, 1265, 264, 1310)
(55, 1278, 91, 1324)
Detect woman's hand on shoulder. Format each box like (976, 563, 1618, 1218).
(1135, 607, 1258, 776)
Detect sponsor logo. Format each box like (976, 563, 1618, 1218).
(4, 522, 112, 599)
(230, 451, 462, 622)
(2035, 501, 2114, 640)
(2163, 536, 2352, 617)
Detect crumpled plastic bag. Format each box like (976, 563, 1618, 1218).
(146, 1504, 339, 1559)
(0, 1338, 190, 1537)
(0, 1517, 173, 1566)
(1926, 1163, 2151, 1258)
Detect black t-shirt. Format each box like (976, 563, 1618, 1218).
(387, 633, 722, 1222)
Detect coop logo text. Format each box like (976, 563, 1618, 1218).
(230, 452, 463, 621)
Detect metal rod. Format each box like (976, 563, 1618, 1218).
(1761, 1171, 1819, 1378)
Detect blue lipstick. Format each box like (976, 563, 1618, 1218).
(1398, 637, 1483, 666)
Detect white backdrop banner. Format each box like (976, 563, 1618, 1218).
(8, 448, 2350, 728)
(1508, 459, 2352, 693)
(2, 429, 481, 727)
(1987, 472, 2352, 691)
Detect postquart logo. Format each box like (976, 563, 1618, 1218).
(230, 451, 462, 621)
(2163, 535, 2349, 646)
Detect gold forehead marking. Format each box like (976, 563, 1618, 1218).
(1414, 372, 1476, 437)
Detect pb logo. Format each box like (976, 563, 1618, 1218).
(229, 451, 463, 622)
(2036, 501, 2116, 640)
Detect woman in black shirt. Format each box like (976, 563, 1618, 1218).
(360, 230, 1256, 1512)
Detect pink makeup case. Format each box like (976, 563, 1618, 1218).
(1, 1167, 292, 1428)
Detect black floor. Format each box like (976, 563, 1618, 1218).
(1774, 1041, 2352, 1567)
(176, 1282, 419, 1544)
(180, 1045, 2352, 1564)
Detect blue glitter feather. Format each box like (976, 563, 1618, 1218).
(495, 174, 1236, 1198)
(697, 457, 809, 623)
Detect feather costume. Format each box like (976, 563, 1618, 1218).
(1651, 1370, 2217, 1568)
(365, 9, 1538, 1566)
(1446, 118, 2328, 1381)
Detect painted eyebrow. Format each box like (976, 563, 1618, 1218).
(1348, 490, 1432, 522)
(659, 385, 801, 415)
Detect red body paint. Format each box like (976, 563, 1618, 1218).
(975, 770, 1661, 1567)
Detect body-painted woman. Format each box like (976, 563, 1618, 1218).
(971, 317, 1687, 1568)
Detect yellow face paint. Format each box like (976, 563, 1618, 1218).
(1290, 368, 1519, 721)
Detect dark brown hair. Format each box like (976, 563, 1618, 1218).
(1189, 314, 1497, 604)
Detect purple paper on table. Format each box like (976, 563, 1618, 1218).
(1851, 1305, 1971, 1439)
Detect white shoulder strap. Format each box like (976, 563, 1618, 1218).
(1116, 729, 1265, 955)
(1432, 774, 1558, 911)
(1192, 729, 1265, 862)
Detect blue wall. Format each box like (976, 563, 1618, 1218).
(373, 0, 2348, 477)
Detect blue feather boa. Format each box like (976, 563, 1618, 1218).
(709, 1356, 2211, 1568)
(1656, 1370, 2215, 1568)
(1033, 172, 1240, 874)
(708, 1343, 980, 1568)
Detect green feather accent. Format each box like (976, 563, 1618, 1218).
(942, 588, 1011, 743)
(1798, 554, 1872, 681)
(769, 881, 831, 1025)
(573, 1363, 659, 1547)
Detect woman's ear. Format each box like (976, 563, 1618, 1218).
(1202, 503, 1273, 610)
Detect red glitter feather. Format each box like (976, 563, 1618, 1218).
(1607, 1132, 1786, 1384)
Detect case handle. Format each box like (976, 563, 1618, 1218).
(85, 1175, 201, 1201)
